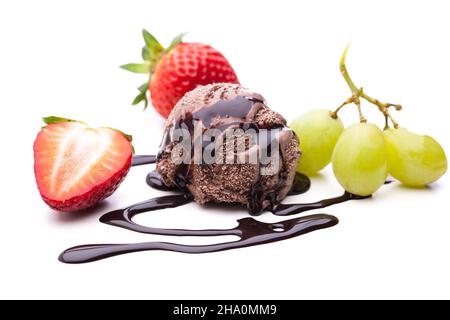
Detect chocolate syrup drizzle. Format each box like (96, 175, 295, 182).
(273, 192, 369, 216)
(146, 170, 176, 191)
(58, 159, 371, 263)
(131, 155, 156, 166)
(158, 96, 266, 159)
(287, 172, 311, 195)
(59, 189, 338, 263)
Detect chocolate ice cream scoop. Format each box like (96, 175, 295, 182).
(156, 83, 301, 215)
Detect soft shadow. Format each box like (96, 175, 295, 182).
(308, 172, 326, 182)
(50, 201, 110, 223)
(394, 183, 433, 191)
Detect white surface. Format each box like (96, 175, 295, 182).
(1, 0, 449, 299)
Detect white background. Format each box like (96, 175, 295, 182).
(1, 0, 449, 299)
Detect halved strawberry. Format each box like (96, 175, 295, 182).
(34, 117, 133, 212)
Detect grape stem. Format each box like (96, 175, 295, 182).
(331, 45, 401, 129)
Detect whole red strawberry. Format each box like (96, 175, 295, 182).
(121, 31, 239, 118)
(34, 117, 133, 212)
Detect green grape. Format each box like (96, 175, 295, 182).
(289, 109, 344, 175)
(332, 123, 388, 196)
(384, 127, 447, 186)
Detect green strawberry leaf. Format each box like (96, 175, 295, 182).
(141, 46, 150, 61)
(138, 81, 149, 93)
(142, 29, 164, 61)
(142, 29, 163, 51)
(167, 32, 187, 52)
(132, 82, 149, 109)
(132, 91, 146, 105)
(42, 116, 79, 125)
(120, 62, 150, 74)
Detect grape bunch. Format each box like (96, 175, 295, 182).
(290, 47, 447, 196)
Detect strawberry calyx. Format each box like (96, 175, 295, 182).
(120, 30, 186, 109)
(42, 116, 83, 125)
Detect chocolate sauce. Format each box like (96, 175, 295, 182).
(272, 192, 369, 216)
(146, 171, 176, 191)
(157, 96, 265, 157)
(59, 196, 338, 263)
(131, 155, 156, 166)
(288, 173, 311, 195)
(99, 194, 194, 235)
(192, 96, 259, 127)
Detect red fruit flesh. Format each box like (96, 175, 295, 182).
(150, 43, 239, 118)
(34, 122, 132, 212)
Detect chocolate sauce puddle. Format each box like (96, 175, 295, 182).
(146, 171, 176, 191)
(58, 164, 377, 264)
(131, 155, 156, 166)
(59, 203, 338, 263)
(287, 173, 311, 195)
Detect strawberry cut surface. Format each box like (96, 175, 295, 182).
(34, 121, 132, 212)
